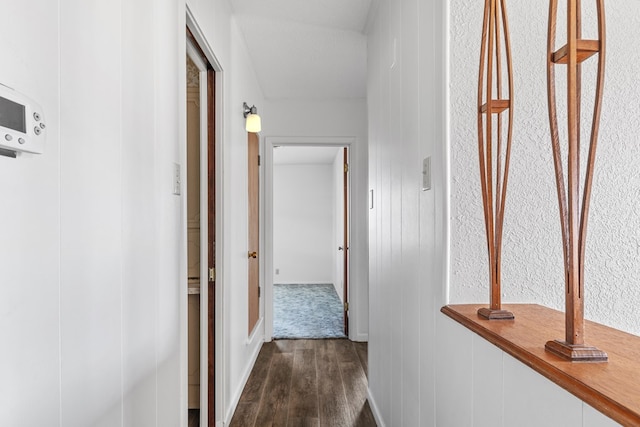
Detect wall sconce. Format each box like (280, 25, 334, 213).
(243, 102, 261, 133)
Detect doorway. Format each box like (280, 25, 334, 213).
(186, 28, 216, 427)
(268, 144, 350, 339)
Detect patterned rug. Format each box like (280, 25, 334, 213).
(273, 283, 346, 339)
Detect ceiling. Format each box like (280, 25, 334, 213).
(229, 0, 372, 100)
(273, 146, 342, 165)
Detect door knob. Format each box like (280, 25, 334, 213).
(248, 251, 258, 259)
(338, 246, 344, 251)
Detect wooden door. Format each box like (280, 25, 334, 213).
(248, 132, 260, 334)
(186, 58, 201, 411)
(342, 148, 349, 335)
(187, 27, 216, 425)
(206, 66, 216, 426)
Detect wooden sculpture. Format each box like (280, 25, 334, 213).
(545, 0, 608, 361)
(476, 0, 515, 320)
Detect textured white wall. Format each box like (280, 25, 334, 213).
(450, 0, 640, 336)
(273, 164, 334, 283)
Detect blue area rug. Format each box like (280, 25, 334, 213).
(273, 284, 346, 339)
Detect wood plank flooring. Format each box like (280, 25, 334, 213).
(188, 409, 199, 427)
(230, 339, 376, 427)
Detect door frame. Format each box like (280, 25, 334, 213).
(247, 132, 261, 335)
(186, 9, 225, 427)
(264, 136, 355, 341)
(342, 147, 349, 335)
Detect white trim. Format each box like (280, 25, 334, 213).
(264, 139, 275, 342)
(354, 332, 369, 342)
(187, 44, 207, 73)
(367, 388, 386, 427)
(267, 136, 355, 146)
(186, 7, 223, 72)
(179, 11, 189, 427)
(443, 0, 452, 308)
(264, 136, 357, 341)
(259, 134, 267, 341)
(224, 335, 264, 425)
(246, 317, 264, 346)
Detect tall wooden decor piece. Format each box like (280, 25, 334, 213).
(545, 0, 608, 361)
(476, 0, 515, 320)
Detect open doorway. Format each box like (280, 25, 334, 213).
(270, 145, 350, 339)
(186, 28, 216, 427)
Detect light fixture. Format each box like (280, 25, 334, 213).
(243, 102, 261, 133)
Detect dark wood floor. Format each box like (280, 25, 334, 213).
(188, 409, 199, 427)
(230, 339, 376, 427)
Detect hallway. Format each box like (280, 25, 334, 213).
(230, 340, 376, 426)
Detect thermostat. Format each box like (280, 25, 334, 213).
(0, 83, 46, 155)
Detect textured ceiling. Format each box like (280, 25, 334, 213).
(230, 0, 371, 100)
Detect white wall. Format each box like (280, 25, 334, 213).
(0, 0, 184, 425)
(366, 0, 448, 423)
(263, 99, 369, 341)
(273, 164, 334, 284)
(449, 0, 640, 337)
(0, 0, 61, 424)
(0, 0, 265, 426)
(188, 4, 267, 423)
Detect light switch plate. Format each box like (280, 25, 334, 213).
(422, 157, 431, 191)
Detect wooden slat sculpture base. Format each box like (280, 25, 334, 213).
(476, 0, 514, 320)
(545, 0, 607, 361)
(545, 340, 608, 362)
(478, 307, 515, 320)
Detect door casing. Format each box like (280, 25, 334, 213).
(342, 147, 349, 335)
(264, 136, 356, 341)
(186, 9, 224, 426)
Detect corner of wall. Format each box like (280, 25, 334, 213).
(224, 328, 264, 424)
(367, 388, 387, 427)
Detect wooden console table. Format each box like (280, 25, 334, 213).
(441, 304, 640, 426)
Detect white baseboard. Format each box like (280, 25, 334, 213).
(223, 329, 264, 424)
(352, 332, 369, 342)
(368, 388, 386, 427)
